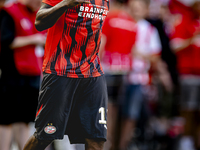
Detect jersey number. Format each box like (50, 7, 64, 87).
(99, 107, 107, 124)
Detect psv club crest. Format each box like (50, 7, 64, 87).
(44, 124, 56, 134)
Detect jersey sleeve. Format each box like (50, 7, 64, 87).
(42, 0, 62, 6)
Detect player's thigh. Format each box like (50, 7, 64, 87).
(66, 75, 108, 144)
(79, 75, 108, 129)
(34, 73, 80, 140)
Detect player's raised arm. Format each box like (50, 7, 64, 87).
(35, 0, 87, 31)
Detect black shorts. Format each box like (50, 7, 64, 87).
(34, 73, 108, 144)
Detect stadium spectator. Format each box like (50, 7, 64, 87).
(0, 0, 5, 8)
(146, 2, 180, 149)
(148, 0, 178, 88)
(118, 0, 172, 149)
(99, 0, 137, 149)
(170, 0, 200, 149)
(0, 0, 45, 149)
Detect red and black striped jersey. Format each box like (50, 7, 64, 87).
(42, 0, 109, 78)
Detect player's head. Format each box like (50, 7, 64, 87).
(128, 0, 150, 21)
(21, 0, 42, 11)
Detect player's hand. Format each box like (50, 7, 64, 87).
(63, 0, 90, 8)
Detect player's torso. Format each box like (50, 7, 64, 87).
(66, 0, 109, 26)
(62, 0, 109, 61)
(44, 0, 109, 78)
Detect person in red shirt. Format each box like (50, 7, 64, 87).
(0, 0, 46, 150)
(99, 0, 136, 149)
(23, 0, 109, 149)
(170, 0, 200, 149)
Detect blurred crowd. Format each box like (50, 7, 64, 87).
(1, 0, 200, 150)
(101, 0, 200, 150)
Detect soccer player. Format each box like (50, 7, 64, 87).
(23, 0, 109, 149)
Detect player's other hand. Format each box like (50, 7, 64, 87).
(63, 0, 90, 8)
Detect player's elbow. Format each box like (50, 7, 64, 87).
(35, 14, 49, 31)
(35, 18, 54, 31)
(35, 19, 45, 32)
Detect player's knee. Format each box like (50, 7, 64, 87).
(85, 138, 105, 150)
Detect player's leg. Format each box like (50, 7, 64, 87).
(66, 75, 108, 147)
(23, 135, 52, 150)
(85, 138, 105, 150)
(24, 73, 81, 150)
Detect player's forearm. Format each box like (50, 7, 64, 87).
(35, 1, 68, 31)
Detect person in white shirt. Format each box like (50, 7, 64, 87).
(119, 0, 172, 149)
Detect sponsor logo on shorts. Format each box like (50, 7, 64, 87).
(44, 124, 56, 134)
